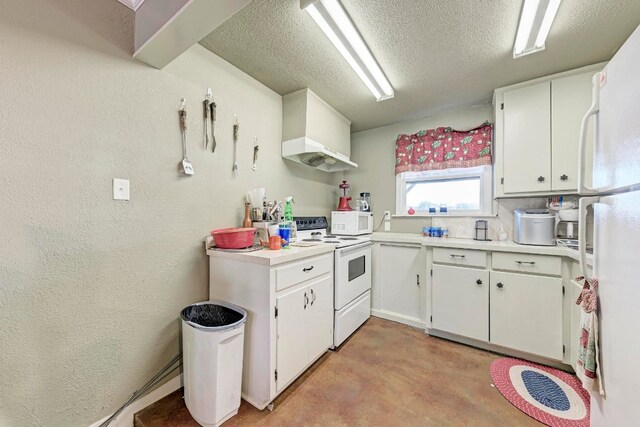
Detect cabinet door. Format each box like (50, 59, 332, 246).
(432, 265, 489, 341)
(307, 276, 334, 360)
(276, 285, 309, 391)
(568, 279, 583, 370)
(551, 73, 595, 191)
(490, 271, 563, 360)
(503, 82, 551, 193)
(379, 244, 422, 322)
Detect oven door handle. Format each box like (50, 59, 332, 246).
(337, 241, 373, 255)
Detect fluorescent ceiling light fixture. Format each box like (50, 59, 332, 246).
(301, 0, 394, 101)
(513, 0, 561, 58)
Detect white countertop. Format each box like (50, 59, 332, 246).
(370, 232, 592, 265)
(206, 244, 335, 266)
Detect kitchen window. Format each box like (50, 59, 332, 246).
(396, 165, 493, 216)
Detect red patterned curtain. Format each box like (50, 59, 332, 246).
(395, 122, 493, 174)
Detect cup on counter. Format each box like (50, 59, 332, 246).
(269, 235, 282, 250)
(268, 224, 280, 237)
(278, 225, 291, 248)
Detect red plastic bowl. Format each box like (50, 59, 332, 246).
(210, 227, 257, 249)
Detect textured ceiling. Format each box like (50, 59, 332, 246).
(200, 0, 640, 132)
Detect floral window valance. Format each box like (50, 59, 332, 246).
(395, 122, 493, 174)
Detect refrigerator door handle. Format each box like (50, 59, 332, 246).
(578, 72, 601, 195)
(579, 196, 600, 283)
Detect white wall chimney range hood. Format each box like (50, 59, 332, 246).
(281, 88, 356, 172)
(282, 137, 357, 172)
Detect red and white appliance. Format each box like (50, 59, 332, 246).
(295, 217, 372, 348)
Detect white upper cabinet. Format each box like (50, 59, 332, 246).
(551, 73, 595, 191)
(494, 63, 605, 197)
(502, 81, 552, 193)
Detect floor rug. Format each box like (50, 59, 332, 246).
(490, 358, 590, 427)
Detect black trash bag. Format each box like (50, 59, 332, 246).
(181, 303, 244, 328)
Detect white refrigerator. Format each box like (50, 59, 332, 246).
(577, 24, 640, 426)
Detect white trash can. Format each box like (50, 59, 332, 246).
(181, 301, 247, 427)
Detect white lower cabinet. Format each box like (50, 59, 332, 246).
(275, 285, 309, 391)
(208, 252, 334, 410)
(374, 243, 424, 326)
(568, 279, 583, 370)
(306, 278, 334, 365)
(427, 248, 566, 363)
(276, 276, 333, 392)
(432, 265, 489, 341)
(490, 271, 563, 360)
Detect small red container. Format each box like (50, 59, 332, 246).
(210, 227, 257, 249)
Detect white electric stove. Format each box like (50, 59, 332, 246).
(294, 217, 372, 348)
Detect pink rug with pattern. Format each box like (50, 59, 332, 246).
(490, 358, 590, 427)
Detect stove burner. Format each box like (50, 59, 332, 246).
(324, 240, 340, 244)
(302, 238, 322, 242)
(324, 235, 337, 238)
(339, 237, 358, 240)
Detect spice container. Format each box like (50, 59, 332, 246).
(474, 220, 490, 241)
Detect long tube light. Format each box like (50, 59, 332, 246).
(301, 0, 394, 101)
(513, 0, 561, 58)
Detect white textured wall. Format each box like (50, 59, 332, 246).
(0, 1, 336, 425)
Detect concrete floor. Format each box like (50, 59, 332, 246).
(134, 317, 541, 426)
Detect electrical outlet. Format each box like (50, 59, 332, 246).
(384, 221, 390, 231)
(384, 210, 391, 220)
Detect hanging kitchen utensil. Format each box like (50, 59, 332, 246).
(251, 136, 259, 171)
(210, 95, 217, 153)
(179, 99, 194, 175)
(203, 88, 212, 150)
(232, 114, 239, 175)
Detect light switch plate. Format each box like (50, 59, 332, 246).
(113, 178, 130, 200)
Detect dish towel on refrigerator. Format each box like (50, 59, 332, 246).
(575, 276, 605, 396)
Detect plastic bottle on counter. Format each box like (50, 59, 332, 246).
(498, 226, 508, 241)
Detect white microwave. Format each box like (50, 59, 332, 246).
(331, 211, 373, 235)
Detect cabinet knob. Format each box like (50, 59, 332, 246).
(496, 282, 504, 289)
(560, 174, 568, 181)
(537, 176, 545, 182)
(476, 279, 483, 285)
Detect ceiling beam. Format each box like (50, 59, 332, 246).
(117, 0, 145, 12)
(133, 0, 253, 69)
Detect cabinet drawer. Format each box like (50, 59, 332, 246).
(433, 248, 487, 268)
(276, 253, 332, 291)
(492, 252, 561, 276)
